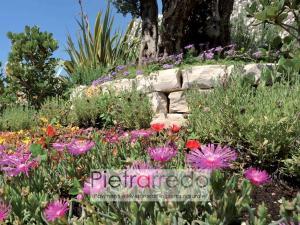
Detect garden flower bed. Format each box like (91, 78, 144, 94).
(0, 121, 299, 224)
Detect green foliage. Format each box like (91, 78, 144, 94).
(111, 0, 140, 17)
(187, 73, 300, 173)
(70, 66, 111, 86)
(72, 88, 153, 129)
(65, 4, 140, 78)
(279, 193, 300, 223)
(231, 11, 281, 55)
(38, 97, 74, 126)
(6, 26, 66, 108)
(247, 0, 300, 73)
(0, 106, 37, 131)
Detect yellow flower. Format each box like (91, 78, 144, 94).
(18, 130, 24, 135)
(40, 117, 49, 124)
(22, 137, 31, 145)
(0, 137, 5, 144)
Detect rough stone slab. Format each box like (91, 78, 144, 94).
(243, 63, 275, 84)
(70, 85, 87, 101)
(147, 92, 168, 114)
(151, 113, 188, 127)
(136, 68, 182, 93)
(100, 79, 134, 93)
(182, 65, 232, 89)
(169, 91, 189, 113)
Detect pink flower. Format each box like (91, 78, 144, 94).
(0, 200, 11, 222)
(186, 144, 237, 170)
(147, 143, 178, 162)
(0, 152, 37, 176)
(52, 142, 68, 152)
(130, 129, 155, 142)
(244, 168, 270, 186)
(83, 177, 106, 195)
(67, 139, 95, 155)
(44, 199, 69, 222)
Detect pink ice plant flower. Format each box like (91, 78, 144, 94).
(147, 142, 178, 162)
(52, 142, 69, 152)
(0, 152, 37, 176)
(83, 177, 106, 195)
(244, 168, 270, 186)
(130, 129, 155, 143)
(186, 144, 237, 170)
(44, 199, 69, 222)
(126, 161, 161, 188)
(67, 139, 95, 155)
(0, 200, 11, 222)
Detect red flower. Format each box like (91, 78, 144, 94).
(170, 124, 181, 133)
(185, 140, 201, 150)
(151, 123, 165, 132)
(46, 125, 56, 137)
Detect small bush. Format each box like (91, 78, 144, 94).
(0, 106, 37, 131)
(72, 88, 153, 129)
(187, 74, 300, 174)
(38, 97, 74, 126)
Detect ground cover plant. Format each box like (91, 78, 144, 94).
(0, 0, 299, 224)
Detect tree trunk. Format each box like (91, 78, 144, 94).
(160, 0, 234, 55)
(138, 0, 158, 64)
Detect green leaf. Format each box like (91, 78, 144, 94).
(69, 178, 81, 195)
(30, 143, 47, 161)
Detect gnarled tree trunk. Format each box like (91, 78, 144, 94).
(139, 0, 158, 64)
(160, 0, 234, 55)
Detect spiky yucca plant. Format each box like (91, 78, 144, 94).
(65, 4, 141, 75)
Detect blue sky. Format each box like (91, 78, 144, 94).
(0, 0, 133, 64)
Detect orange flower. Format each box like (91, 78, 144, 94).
(185, 140, 201, 150)
(37, 137, 47, 148)
(170, 124, 181, 133)
(46, 125, 56, 137)
(151, 123, 165, 132)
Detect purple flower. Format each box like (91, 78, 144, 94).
(162, 64, 174, 69)
(136, 70, 143, 75)
(184, 44, 194, 50)
(111, 71, 117, 77)
(0, 200, 11, 222)
(123, 71, 130, 76)
(116, 65, 126, 71)
(0, 152, 37, 176)
(244, 168, 270, 186)
(44, 199, 69, 222)
(252, 51, 262, 59)
(214, 46, 223, 53)
(67, 139, 95, 155)
(52, 142, 68, 152)
(147, 142, 178, 162)
(224, 49, 235, 57)
(186, 144, 237, 170)
(126, 161, 161, 188)
(130, 129, 155, 143)
(92, 76, 112, 86)
(83, 177, 106, 195)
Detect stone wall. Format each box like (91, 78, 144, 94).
(72, 64, 273, 127)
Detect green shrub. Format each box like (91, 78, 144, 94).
(72, 93, 115, 128)
(38, 97, 74, 126)
(187, 74, 300, 174)
(70, 66, 110, 86)
(111, 89, 153, 129)
(72, 88, 153, 129)
(6, 26, 67, 108)
(0, 106, 37, 131)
